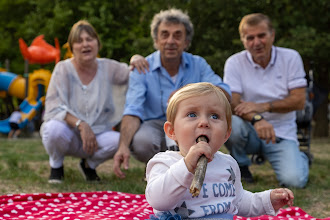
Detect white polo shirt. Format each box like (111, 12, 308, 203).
(224, 46, 307, 143)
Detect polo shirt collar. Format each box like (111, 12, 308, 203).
(247, 45, 277, 68)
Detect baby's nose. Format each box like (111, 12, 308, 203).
(198, 117, 209, 127)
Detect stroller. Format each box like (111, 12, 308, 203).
(295, 66, 314, 165)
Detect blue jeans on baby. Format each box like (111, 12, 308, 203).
(225, 115, 309, 188)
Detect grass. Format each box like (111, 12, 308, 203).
(0, 135, 329, 218)
(239, 138, 330, 218)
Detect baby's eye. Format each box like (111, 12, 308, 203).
(187, 112, 197, 118)
(210, 114, 219, 119)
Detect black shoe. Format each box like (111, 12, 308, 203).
(79, 159, 101, 182)
(48, 166, 64, 184)
(239, 166, 254, 183)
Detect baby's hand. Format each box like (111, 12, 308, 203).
(184, 142, 213, 174)
(270, 188, 294, 212)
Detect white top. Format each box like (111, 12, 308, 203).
(42, 58, 129, 134)
(9, 111, 21, 123)
(224, 46, 307, 143)
(146, 151, 275, 218)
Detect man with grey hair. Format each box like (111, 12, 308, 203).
(113, 8, 231, 179)
(223, 13, 309, 188)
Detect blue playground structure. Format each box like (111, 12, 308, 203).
(0, 70, 51, 134)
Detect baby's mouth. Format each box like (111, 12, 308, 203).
(196, 135, 209, 143)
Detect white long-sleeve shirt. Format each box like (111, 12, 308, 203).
(42, 58, 129, 134)
(146, 151, 276, 219)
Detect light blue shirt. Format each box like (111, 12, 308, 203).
(124, 51, 231, 121)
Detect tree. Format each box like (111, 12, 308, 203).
(0, 0, 328, 136)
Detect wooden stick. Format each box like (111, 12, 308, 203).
(189, 136, 208, 197)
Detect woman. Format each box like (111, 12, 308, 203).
(41, 20, 131, 183)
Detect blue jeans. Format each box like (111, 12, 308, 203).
(225, 115, 309, 188)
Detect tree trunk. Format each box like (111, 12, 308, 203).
(312, 60, 329, 138)
(313, 98, 329, 137)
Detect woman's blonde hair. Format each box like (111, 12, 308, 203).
(166, 82, 232, 130)
(67, 20, 101, 52)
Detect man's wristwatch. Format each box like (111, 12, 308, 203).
(75, 119, 82, 129)
(251, 114, 263, 125)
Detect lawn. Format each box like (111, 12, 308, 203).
(0, 135, 329, 218)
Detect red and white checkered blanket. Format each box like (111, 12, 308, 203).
(0, 191, 328, 220)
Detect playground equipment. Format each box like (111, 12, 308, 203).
(0, 69, 51, 133)
(62, 42, 73, 60)
(0, 35, 59, 134)
(19, 35, 60, 64)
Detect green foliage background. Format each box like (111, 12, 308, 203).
(0, 0, 329, 86)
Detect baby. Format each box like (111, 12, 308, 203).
(145, 82, 294, 219)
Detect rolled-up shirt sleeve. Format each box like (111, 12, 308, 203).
(123, 69, 147, 121)
(287, 50, 307, 90)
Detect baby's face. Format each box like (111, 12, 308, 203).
(172, 93, 230, 156)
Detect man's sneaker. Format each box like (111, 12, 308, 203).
(48, 166, 64, 184)
(239, 165, 254, 183)
(79, 159, 101, 182)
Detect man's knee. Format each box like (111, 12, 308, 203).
(278, 167, 308, 188)
(277, 158, 309, 188)
(131, 134, 158, 163)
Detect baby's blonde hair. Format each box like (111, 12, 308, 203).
(166, 82, 232, 130)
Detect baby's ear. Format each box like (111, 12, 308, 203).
(224, 127, 232, 142)
(164, 121, 176, 141)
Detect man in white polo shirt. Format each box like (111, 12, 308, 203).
(223, 13, 309, 188)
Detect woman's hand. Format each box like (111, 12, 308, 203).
(78, 121, 98, 155)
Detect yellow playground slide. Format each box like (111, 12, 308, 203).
(0, 69, 51, 133)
